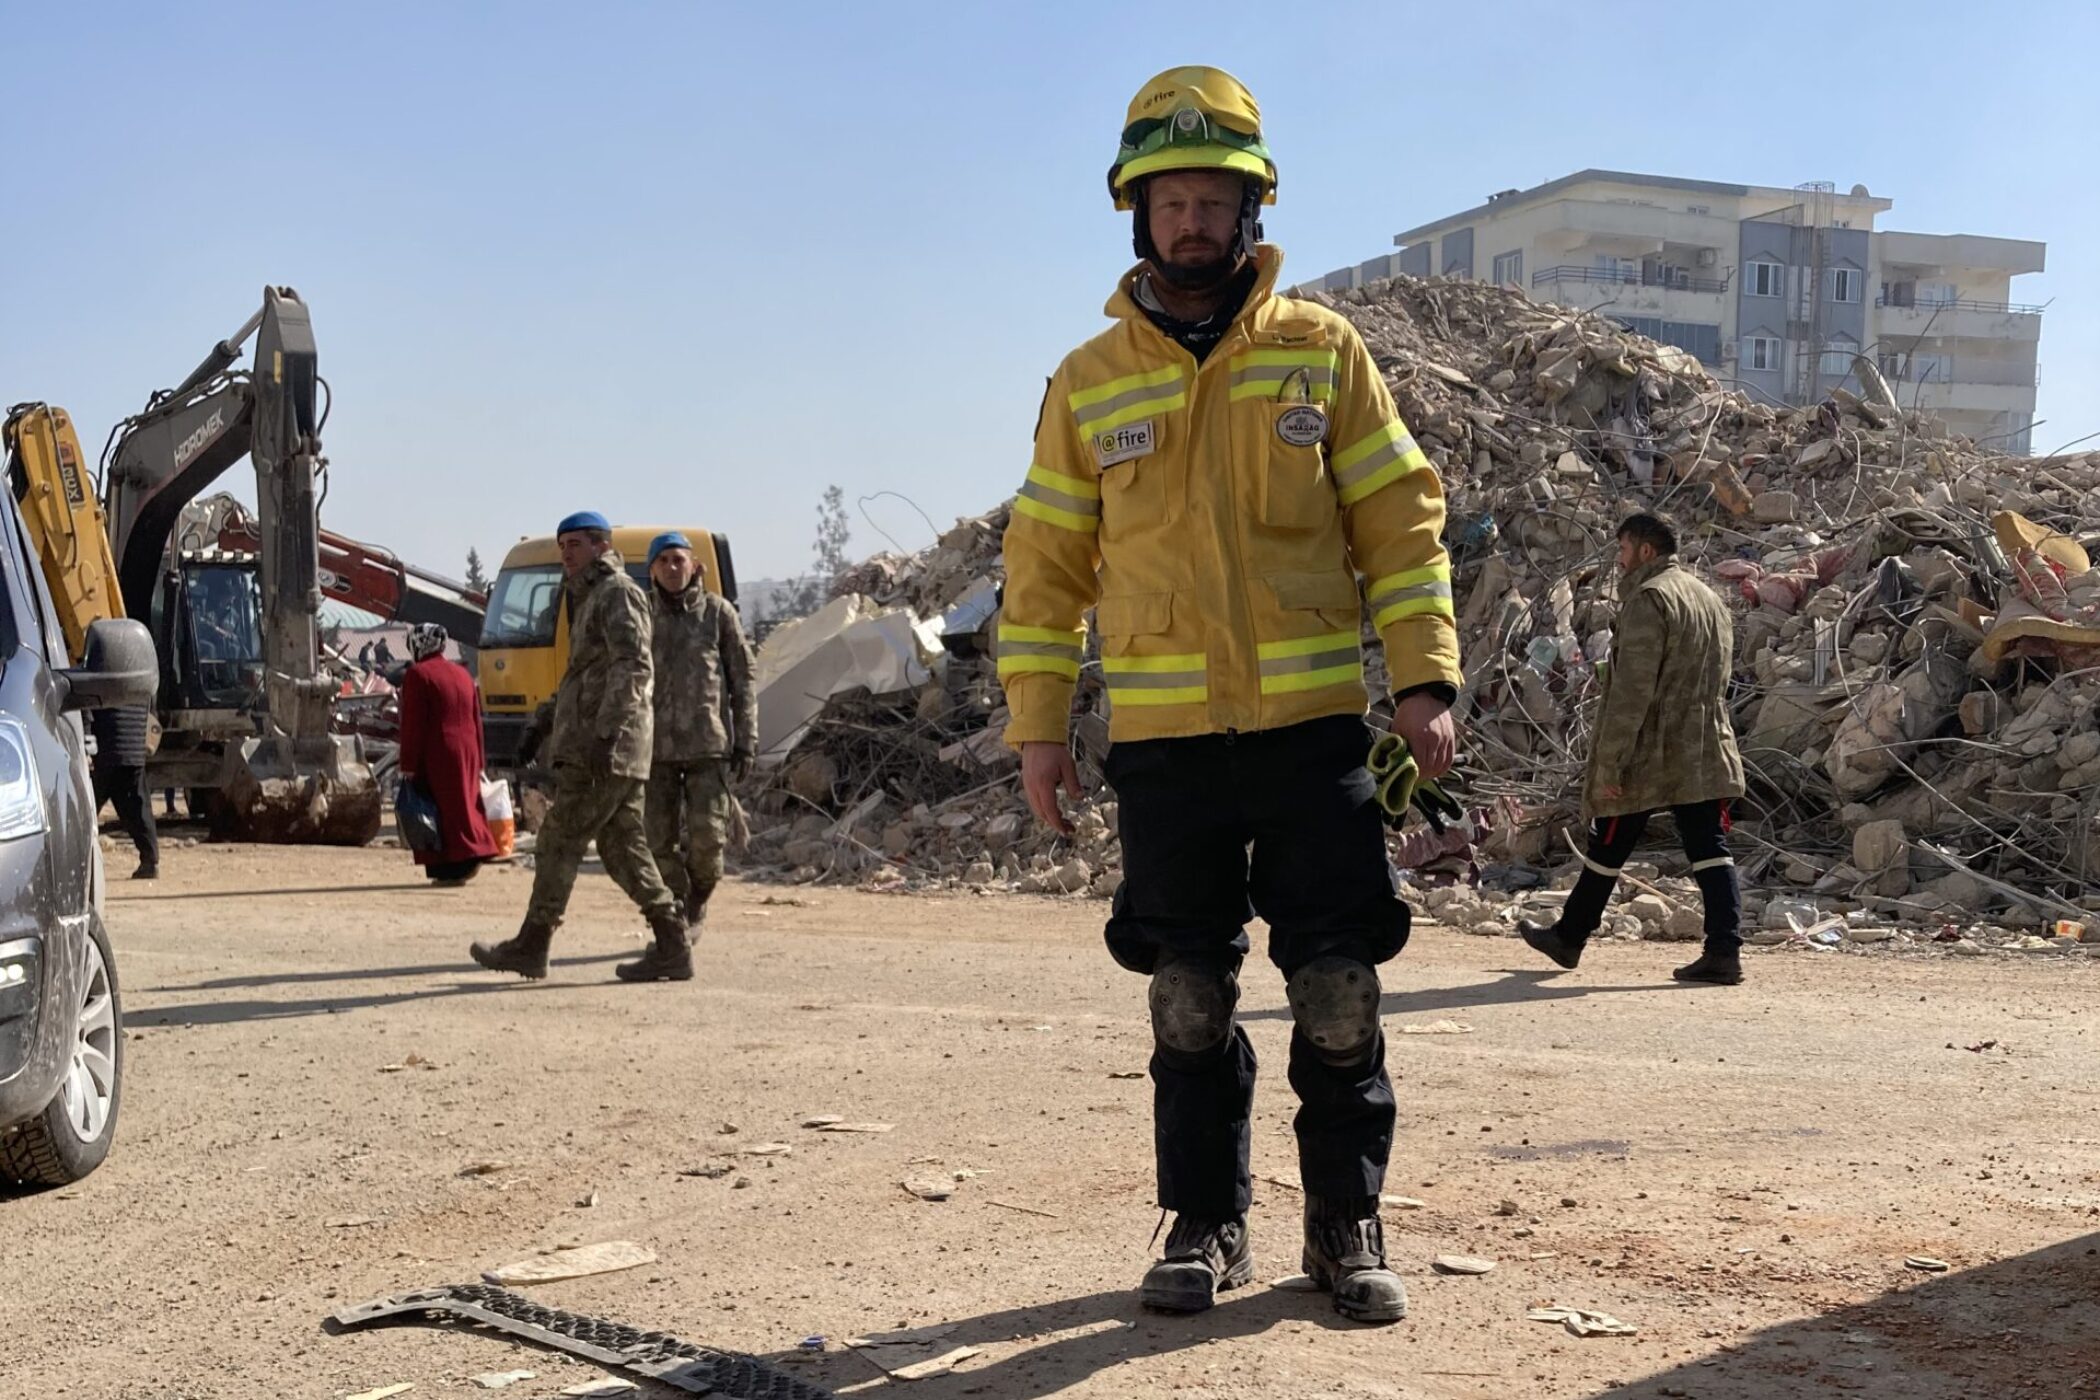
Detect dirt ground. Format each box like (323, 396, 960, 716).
(6, 837, 2100, 1399)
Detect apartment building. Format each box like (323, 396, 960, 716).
(1301, 171, 2045, 453)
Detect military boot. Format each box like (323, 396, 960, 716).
(1138, 1214, 1252, 1313)
(683, 880, 716, 931)
(616, 911, 694, 982)
(1517, 919, 1583, 970)
(470, 919, 555, 979)
(1303, 1195, 1408, 1323)
(1673, 948, 1743, 985)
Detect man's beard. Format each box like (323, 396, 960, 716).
(1156, 240, 1237, 291)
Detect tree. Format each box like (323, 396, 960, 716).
(788, 485, 853, 618)
(464, 547, 490, 595)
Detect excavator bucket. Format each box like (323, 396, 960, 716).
(214, 734, 383, 846)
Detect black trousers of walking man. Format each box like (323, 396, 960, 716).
(94, 761, 159, 875)
(1559, 800, 1741, 952)
(1104, 715, 1409, 1219)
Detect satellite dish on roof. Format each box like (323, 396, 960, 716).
(1849, 183, 1869, 197)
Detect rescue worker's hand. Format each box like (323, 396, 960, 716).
(1601, 783, 1623, 800)
(516, 727, 542, 767)
(731, 749, 754, 783)
(1390, 692, 1457, 779)
(1021, 740, 1082, 835)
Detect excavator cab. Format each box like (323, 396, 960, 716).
(160, 555, 265, 710)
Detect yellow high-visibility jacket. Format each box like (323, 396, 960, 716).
(999, 246, 1461, 747)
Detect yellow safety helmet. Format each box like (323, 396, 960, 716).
(1108, 66, 1277, 210)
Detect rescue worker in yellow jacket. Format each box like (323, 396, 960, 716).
(1000, 67, 1462, 1325)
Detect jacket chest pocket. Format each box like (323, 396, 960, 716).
(1230, 337, 1339, 532)
(1094, 419, 1182, 544)
(1256, 402, 1336, 531)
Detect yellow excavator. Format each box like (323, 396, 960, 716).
(3, 287, 382, 844)
(2, 403, 126, 658)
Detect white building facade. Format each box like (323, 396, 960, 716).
(1302, 171, 2045, 453)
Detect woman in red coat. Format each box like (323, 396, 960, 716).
(396, 624, 500, 884)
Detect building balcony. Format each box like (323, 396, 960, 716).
(1534, 265, 1732, 294)
(1876, 296, 2043, 342)
(1903, 379, 2037, 415)
(1530, 266, 1730, 320)
(1530, 199, 1742, 251)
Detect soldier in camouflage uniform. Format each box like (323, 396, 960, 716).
(643, 532, 756, 929)
(1518, 512, 1749, 985)
(470, 511, 693, 984)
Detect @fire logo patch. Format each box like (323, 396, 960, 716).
(1095, 420, 1157, 467)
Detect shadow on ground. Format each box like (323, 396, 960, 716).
(142, 952, 627, 995)
(768, 1284, 1358, 1399)
(768, 1234, 2100, 1398)
(132, 955, 636, 1026)
(1240, 969, 1676, 1023)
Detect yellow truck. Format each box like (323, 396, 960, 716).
(477, 525, 736, 767)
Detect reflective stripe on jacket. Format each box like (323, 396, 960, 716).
(998, 244, 1461, 745)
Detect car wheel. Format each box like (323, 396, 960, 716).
(0, 914, 123, 1186)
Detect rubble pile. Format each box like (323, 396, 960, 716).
(1316, 275, 2100, 935)
(741, 271, 2100, 943)
(741, 504, 1128, 895)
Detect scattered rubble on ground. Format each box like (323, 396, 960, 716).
(738, 273, 2100, 946)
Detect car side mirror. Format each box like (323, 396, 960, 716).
(58, 618, 159, 713)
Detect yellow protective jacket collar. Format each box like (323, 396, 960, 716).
(998, 244, 1462, 747)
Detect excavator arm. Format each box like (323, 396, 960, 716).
(217, 518, 488, 646)
(3, 403, 127, 660)
(96, 288, 379, 843)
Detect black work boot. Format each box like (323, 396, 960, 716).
(1138, 1214, 1252, 1313)
(1518, 919, 1583, 970)
(1673, 948, 1743, 985)
(132, 860, 159, 881)
(616, 912, 694, 983)
(1303, 1195, 1408, 1323)
(470, 919, 555, 979)
(683, 880, 715, 931)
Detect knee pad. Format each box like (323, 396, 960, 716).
(1149, 959, 1239, 1056)
(1286, 956, 1382, 1066)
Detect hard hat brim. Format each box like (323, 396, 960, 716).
(1112, 147, 1277, 210)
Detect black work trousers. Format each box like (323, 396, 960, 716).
(1558, 800, 1740, 953)
(94, 762, 159, 870)
(1103, 714, 1409, 1220)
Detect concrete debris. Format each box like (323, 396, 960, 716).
(1314, 274, 2100, 930)
(737, 273, 2100, 930)
(482, 1241, 656, 1286)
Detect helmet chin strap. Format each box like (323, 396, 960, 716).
(1132, 179, 1266, 292)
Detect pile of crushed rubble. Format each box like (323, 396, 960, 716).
(738, 273, 2100, 945)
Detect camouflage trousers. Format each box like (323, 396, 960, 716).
(645, 758, 732, 901)
(526, 765, 677, 926)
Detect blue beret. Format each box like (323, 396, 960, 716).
(557, 510, 611, 536)
(647, 531, 693, 566)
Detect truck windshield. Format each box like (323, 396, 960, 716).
(481, 565, 564, 649)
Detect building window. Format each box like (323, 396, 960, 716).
(1686, 204, 1711, 215)
(1743, 336, 1782, 372)
(1747, 261, 1784, 297)
(1491, 250, 1523, 285)
(1829, 268, 1860, 303)
(1914, 353, 1953, 384)
(1819, 339, 1859, 377)
(1918, 281, 1959, 306)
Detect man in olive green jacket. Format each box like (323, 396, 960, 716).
(471, 511, 691, 983)
(1519, 513, 1749, 985)
(643, 531, 755, 929)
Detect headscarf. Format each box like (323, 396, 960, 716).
(406, 623, 448, 661)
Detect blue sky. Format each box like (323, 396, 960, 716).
(3, 1, 2094, 587)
